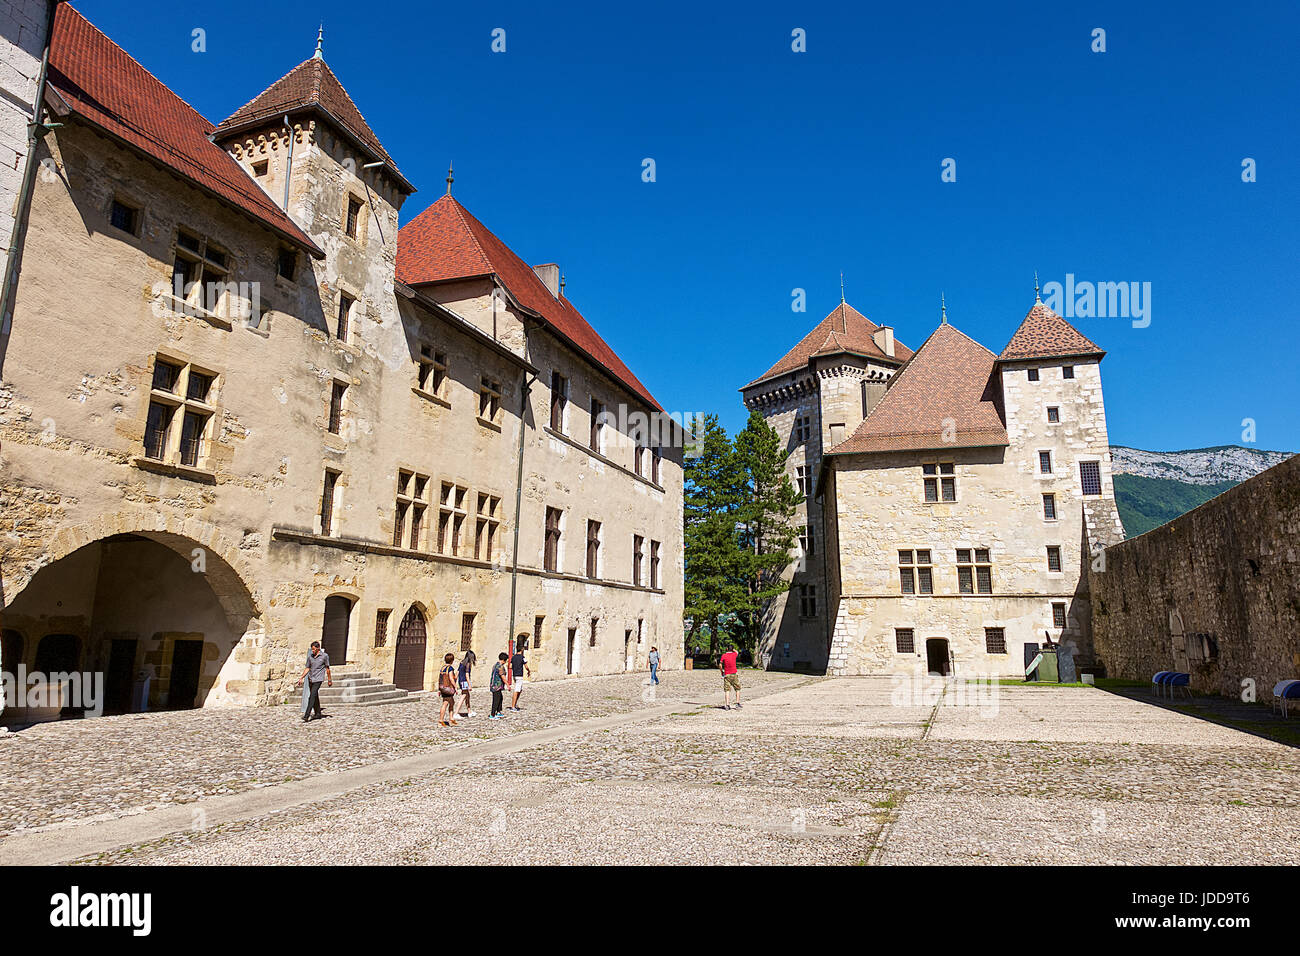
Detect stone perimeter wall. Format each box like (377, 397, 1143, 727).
(1090, 454, 1300, 699)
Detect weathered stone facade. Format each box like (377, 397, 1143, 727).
(1090, 454, 1300, 699)
(0, 8, 682, 718)
(0, 0, 50, 289)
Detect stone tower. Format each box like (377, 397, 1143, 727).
(739, 301, 911, 671)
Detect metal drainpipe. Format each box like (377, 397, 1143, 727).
(506, 368, 536, 657)
(281, 115, 294, 210)
(0, 0, 61, 366)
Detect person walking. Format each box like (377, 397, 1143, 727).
(720, 645, 742, 710)
(437, 653, 459, 727)
(489, 652, 508, 719)
(509, 638, 531, 711)
(647, 646, 661, 685)
(295, 641, 332, 722)
(457, 649, 477, 718)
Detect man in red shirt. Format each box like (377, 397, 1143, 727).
(719, 646, 742, 710)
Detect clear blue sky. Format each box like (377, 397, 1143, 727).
(78, 0, 1299, 452)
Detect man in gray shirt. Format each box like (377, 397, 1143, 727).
(295, 641, 332, 722)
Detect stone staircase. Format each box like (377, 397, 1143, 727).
(290, 667, 429, 708)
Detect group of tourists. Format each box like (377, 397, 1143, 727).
(436, 642, 531, 727)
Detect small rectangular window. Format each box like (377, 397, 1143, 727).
(633, 534, 644, 585)
(252, 160, 269, 178)
(895, 628, 914, 654)
(1080, 460, 1102, 496)
(534, 615, 545, 649)
(336, 294, 353, 341)
(1039, 451, 1053, 474)
(179, 410, 207, 466)
(152, 359, 182, 393)
(984, 628, 1007, 654)
(1062, 365, 1075, 379)
(545, 507, 562, 572)
(109, 199, 138, 234)
(550, 371, 568, 431)
(1027, 368, 1039, 382)
(1047, 406, 1060, 423)
(460, 612, 476, 652)
(650, 540, 661, 589)
(278, 248, 297, 281)
(328, 381, 346, 434)
(590, 398, 604, 451)
(586, 520, 601, 578)
(320, 469, 340, 536)
(589, 617, 599, 647)
(1052, 602, 1068, 629)
(479, 379, 502, 423)
(346, 195, 364, 238)
(374, 609, 390, 647)
(1043, 493, 1057, 520)
(1047, 546, 1062, 572)
(799, 584, 818, 618)
(143, 402, 173, 460)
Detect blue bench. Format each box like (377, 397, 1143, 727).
(1151, 671, 1191, 700)
(1272, 680, 1300, 718)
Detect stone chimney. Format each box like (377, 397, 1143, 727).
(533, 263, 560, 298)
(872, 325, 895, 357)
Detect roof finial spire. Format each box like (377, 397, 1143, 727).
(313, 23, 324, 60)
(445, 162, 454, 196)
(940, 292, 947, 325)
(840, 271, 845, 304)
(1034, 269, 1041, 303)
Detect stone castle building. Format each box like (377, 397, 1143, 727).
(745, 296, 1125, 677)
(0, 5, 683, 717)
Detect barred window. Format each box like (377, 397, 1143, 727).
(984, 627, 1007, 654)
(1039, 451, 1053, 474)
(956, 548, 993, 595)
(460, 612, 476, 651)
(1043, 493, 1057, 520)
(374, 609, 390, 647)
(1062, 365, 1075, 379)
(895, 628, 915, 654)
(1046, 546, 1062, 572)
(793, 414, 813, 444)
(1027, 368, 1039, 382)
(1046, 406, 1060, 423)
(1080, 460, 1102, 496)
(1052, 602, 1068, 628)
(922, 463, 955, 502)
(534, 615, 545, 650)
(898, 549, 933, 595)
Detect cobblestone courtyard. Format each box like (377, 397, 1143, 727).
(2, 672, 1298, 865)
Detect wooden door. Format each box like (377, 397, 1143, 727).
(392, 606, 428, 691)
(321, 596, 352, 664)
(166, 639, 204, 709)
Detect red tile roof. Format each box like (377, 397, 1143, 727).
(397, 195, 662, 411)
(998, 300, 1105, 362)
(828, 322, 1008, 455)
(47, 4, 322, 257)
(743, 303, 911, 390)
(213, 57, 414, 195)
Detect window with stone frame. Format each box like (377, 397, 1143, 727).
(1042, 493, 1057, 520)
(898, 549, 933, 595)
(895, 628, 915, 654)
(795, 465, 810, 497)
(438, 482, 468, 555)
(327, 380, 347, 435)
(1062, 365, 1075, 379)
(650, 540, 661, 589)
(633, 534, 644, 585)
(799, 524, 815, 558)
(1079, 460, 1102, 496)
(335, 293, 354, 342)
(374, 609, 390, 648)
(550, 371, 568, 432)
(1039, 450, 1053, 474)
(475, 493, 501, 561)
(1046, 545, 1062, 572)
(1046, 405, 1060, 423)
(651, 446, 662, 485)
(589, 397, 605, 453)
(460, 612, 476, 652)
(589, 617, 599, 647)
(418, 346, 448, 398)
(956, 548, 993, 594)
(544, 507, 563, 572)
(922, 463, 956, 502)
(345, 194, 364, 239)
(984, 627, 1007, 654)
(586, 519, 602, 578)
(277, 246, 297, 281)
(1027, 368, 1039, 382)
(478, 378, 502, 425)
(143, 355, 217, 469)
(171, 228, 230, 315)
(109, 197, 140, 235)
(320, 468, 341, 536)
(534, 615, 545, 650)
(793, 414, 813, 444)
(1052, 602, 1068, 629)
(799, 584, 818, 618)
(394, 470, 430, 550)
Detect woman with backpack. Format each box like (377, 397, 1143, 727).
(489, 652, 509, 719)
(438, 653, 459, 727)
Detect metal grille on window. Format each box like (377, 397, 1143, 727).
(895, 628, 915, 654)
(984, 628, 1007, 654)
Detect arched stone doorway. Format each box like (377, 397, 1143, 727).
(321, 595, 353, 664)
(2, 528, 264, 720)
(392, 605, 428, 691)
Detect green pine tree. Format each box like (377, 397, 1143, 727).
(683, 414, 746, 660)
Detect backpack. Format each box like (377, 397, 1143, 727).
(438, 666, 456, 695)
(490, 663, 505, 692)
